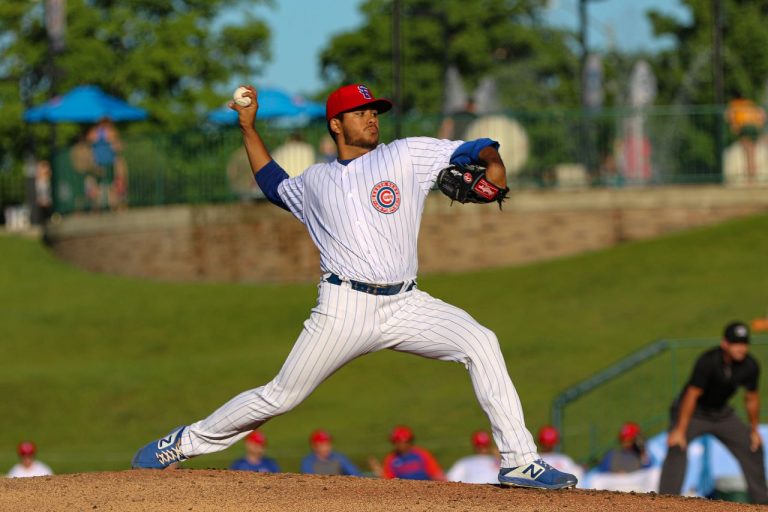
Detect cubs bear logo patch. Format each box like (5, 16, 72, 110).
(370, 181, 401, 214)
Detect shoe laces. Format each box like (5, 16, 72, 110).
(156, 439, 186, 466)
(533, 458, 556, 472)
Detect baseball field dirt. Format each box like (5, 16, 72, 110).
(1, 470, 765, 511)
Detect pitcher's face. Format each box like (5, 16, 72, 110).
(340, 109, 380, 150)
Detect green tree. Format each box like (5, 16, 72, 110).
(0, 0, 271, 168)
(648, 0, 768, 104)
(319, 0, 578, 115)
(644, 0, 768, 180)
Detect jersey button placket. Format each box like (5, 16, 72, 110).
(344, 176, 364, 235)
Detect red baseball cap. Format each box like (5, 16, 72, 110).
(538, 426, 559, 448)
(245, 431, 266, 446)
(619, 422, 641, 442)
(310, 429, 333, 444)
(389, 425, 414, 443)
(471, 430, 492, 448)
(326, 84, 392, 121)
(17, 441, 36, 457)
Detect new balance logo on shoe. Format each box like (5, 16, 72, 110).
(522, 462, 545, 479)
(157, 431, 179, 450)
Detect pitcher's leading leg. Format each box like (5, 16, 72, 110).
(385, 290, 576, 489)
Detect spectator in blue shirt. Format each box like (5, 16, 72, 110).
(229, 430, 280, 473)
(300, 429, 362, 476)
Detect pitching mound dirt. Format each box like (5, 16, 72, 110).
(1, 470, 765, 511)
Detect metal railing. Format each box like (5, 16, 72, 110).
(10, 104, 761, 215)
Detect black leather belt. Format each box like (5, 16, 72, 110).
(325, 273, 416, 296)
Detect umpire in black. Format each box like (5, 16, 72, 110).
(659, 321, 768, 503)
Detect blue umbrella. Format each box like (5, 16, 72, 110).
(207, 107, 239, 125)
(24, 85, 148, 123)
(296, 98, 326, 119)
(207, 87, 325, 125)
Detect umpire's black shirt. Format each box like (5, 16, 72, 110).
(681, 347, 760, 412)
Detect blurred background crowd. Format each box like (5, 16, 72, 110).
(9, 419, 766, 502)
(2, 0, 768, 227)
(0, 423, 619, 486)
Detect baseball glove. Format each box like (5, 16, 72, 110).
(436, 163, 510, 208)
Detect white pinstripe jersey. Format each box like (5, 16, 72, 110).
(277, 137, 463, 284)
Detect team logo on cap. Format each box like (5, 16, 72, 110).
(370, 181, 401, 214)
(358, 85, 372, 99)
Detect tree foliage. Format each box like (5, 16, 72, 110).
(0, 0, 271, 167)
(642, 1, 768, 180)
(648, 0, 768, 104)
(319, 0, 579, 115)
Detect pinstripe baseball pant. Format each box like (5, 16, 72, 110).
(180, 279, 538, 468)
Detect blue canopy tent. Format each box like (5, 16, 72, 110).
(23, 85, 147, 216)
(295, 98, 326, 119)
(207, 87, 325, 125)
(24, 85, 148, 123)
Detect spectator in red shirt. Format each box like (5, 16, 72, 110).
(372, 426, 445, 481)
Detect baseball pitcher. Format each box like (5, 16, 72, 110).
(132, 84, 576, 490)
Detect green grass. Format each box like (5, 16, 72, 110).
(2, 213, 768, 474)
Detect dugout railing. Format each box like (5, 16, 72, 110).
(551, 336, 768, 465)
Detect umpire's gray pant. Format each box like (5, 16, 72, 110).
(659, 406, 768, 504)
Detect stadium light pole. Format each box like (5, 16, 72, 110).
(712, 0, 724, 105)
(712, 0, 724, 177)
(578, 0, 606, 178)
(392, 0, 403, 139)
(579, 0, 588, 107)
(44, 0, 66, 218)
(578, 0, 608, 108)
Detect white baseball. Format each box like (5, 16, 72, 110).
(233, 86, 252, 107)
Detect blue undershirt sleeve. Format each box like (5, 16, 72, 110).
(449, 138, 500, 166)
(254, 160, 290, 211)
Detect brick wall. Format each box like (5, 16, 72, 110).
(45, 185, 768, 283)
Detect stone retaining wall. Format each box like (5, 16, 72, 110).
(45, 185, 768, 283)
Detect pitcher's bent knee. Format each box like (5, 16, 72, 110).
(255, 380, 311, 417)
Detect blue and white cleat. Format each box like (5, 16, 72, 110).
(498, 459, 577, 490)
(131, 426, 189, 469)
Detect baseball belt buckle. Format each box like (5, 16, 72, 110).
(368, 283, 387, 295)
